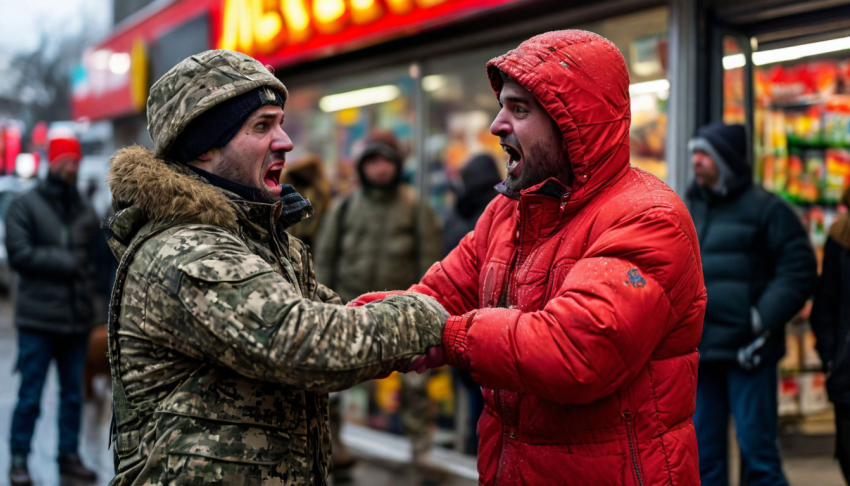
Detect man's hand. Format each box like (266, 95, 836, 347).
(347, 290, 408, 307)
(400, 346, 445, 374)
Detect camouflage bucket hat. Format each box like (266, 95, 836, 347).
(147, 49, 289, 159)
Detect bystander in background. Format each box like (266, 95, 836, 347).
(812, 185, 850, 484)
(687, 122, 818, 486)
(315, 130, 442, 481)
(6, 132, 99, 486)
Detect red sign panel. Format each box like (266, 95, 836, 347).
(72, 0, 218, 121)
(73, 0, 525, 121)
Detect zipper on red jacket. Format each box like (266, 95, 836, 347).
(559, 190, 571, 214)
(623, 410, 646, 486)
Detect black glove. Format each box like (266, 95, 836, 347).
(737, 332, 770, 371)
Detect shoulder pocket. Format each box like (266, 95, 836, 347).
(178, 251, 274, 284)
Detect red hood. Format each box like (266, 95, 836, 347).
(486, 30, 631, 208)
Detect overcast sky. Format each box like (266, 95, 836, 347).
(0, 0, 112, 56)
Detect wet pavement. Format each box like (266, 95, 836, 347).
(0, 295, 844, 486)
(0, 296, 113, 486)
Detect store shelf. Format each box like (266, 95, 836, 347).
(771, 96, 825, 111)
(769, 190, 840, 207)
(787, 135, 850, 150)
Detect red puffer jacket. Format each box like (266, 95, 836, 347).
(411, 31, 706, 485)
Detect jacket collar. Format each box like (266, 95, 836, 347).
(497, 177, 572, 237)
(106, 145, 313, 258)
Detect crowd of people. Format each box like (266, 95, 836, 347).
(5, 28, 850, 486)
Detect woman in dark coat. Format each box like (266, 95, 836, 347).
(812, 186, 850, 482)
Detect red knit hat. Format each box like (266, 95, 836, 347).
(47, 136, 82, 166)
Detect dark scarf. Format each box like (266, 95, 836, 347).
(187, 165, 312, 229)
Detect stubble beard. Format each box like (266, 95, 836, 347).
(504, 140, 569, 197)
(217, 149, 283, 204)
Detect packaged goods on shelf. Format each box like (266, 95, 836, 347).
(779, 374, 800, 416)
(785, 106, 823, 143)
(785, 148, 824, 202)
(825, 148, 850, 202)
(799, 372, 830, 415)
(824, 96, 850, 145)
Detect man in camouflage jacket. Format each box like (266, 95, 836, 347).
(104, 50, 447, 486)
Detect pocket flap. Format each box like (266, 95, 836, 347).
(167, 422, 291, 465)
(178, 251, 273, 284)
(115, 430, 140, 457)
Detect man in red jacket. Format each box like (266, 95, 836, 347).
(353, 30, 706, 485)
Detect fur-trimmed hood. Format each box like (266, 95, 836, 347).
(106, 145, 313, 262)
(108, 144, 240, 233)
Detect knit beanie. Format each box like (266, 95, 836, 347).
(690, 123, 748, 176)
(169, 86, 285, 162)
(47, 135, 82, 166)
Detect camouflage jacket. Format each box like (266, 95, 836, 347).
(105, 146, 446, 486)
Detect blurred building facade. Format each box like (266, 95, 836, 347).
(71, 0, 850, 458)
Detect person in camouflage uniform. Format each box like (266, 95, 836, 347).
(314, 131, 442, 475)
(104, 50, 448, 486)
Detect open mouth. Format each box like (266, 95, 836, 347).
(263, 160, 285, 188)
(501, 143, 522, 174)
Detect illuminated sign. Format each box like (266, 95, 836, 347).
(217, 0, 523, 67)
(73, 0, 523, 120)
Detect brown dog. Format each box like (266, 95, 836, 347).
(83, 325, 109, 400)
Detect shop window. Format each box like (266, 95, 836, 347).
(754, 48, 850, 206)
(284, 66, 416, 197)
(748, 34, 850, 421)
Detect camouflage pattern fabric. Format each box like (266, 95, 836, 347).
(105, 145, 447, 486)
(146, 49, 288, 159)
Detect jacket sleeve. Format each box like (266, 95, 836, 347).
(315, 282, 343, 306)
(442, 208, 704, 405)
(313, 199, 341, 290)
(148, 226, 446, 394)
(5, 196, 77, 278)
(810, 236, 843, 368)
(754, 199, 818, 335)
(416, 202, 442, 279)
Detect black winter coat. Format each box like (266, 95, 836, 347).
(687, 179, 817, 364)
(5, 176, 98, 333)
(811, 231, 850, 408)
(442, 154, 501, 256)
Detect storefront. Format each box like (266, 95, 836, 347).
(701, 0, 850, 456)
(74, 0, 676, 199)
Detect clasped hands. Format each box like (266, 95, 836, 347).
(347, 290, 446, 374)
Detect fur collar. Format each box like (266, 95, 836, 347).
(108, 145, 240, 232)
